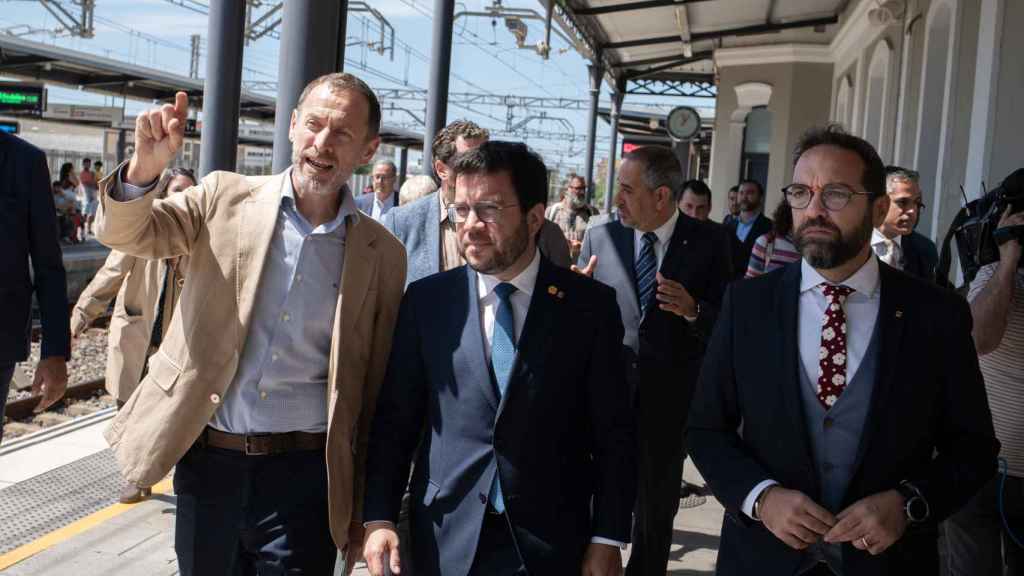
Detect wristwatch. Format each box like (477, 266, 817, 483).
(897, 482, 930, 524)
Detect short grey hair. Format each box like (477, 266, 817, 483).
(399, 174, 438, 205)
(622, 146, 685, 197)
(885, 166, 920, 193)
(373, 159, 397, 173)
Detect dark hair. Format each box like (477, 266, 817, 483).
(94, 161, 103, 168)
(296, 72, 381, 138)
(450, 141, 548, 214)
(432, 119, 490, 166)
(772, 198, 793, 237)
(622, 146, 684, 197)
(793, 124, 886, 199)
(680, 179, 712, 203)
(59, 162, 74, 182)
(82, 158, 91, 165)
(728, 185, 739, 194)
(170, 167, 197, 185)
(738, 178, 764, 198)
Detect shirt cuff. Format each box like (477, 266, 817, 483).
(363, 520, 396, 530)
(590, 536, 627, 549)
(115, 164, 158, 201)
(742, 479, 779, 520)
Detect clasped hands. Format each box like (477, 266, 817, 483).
(758, 486, 907, 556)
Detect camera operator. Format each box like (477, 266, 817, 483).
(944, 205, 1024, 575)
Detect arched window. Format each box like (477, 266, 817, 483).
(863, 41, 892, 160)
(835, 75, 853, 129)
(741, 107, 772, 186)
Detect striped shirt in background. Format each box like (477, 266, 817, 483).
(969, 263, 1024, 478)
(745, 232, 801, 278)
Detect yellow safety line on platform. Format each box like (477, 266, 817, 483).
(0, 478, 174, 570)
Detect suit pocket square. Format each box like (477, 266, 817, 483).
(421, 479, 441, 507)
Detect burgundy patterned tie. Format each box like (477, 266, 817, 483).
(817, 284, 855, 409)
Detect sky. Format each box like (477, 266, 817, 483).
(0, 0, 713, 178)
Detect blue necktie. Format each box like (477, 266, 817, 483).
(635, 232, 658, 313)
(488, 282, 517, 513)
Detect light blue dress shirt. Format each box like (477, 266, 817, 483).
(211, 169, 356, 434)
(119, 168, 355, 434)
(736, 214, 757, 242)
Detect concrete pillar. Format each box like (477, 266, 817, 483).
(582, 61, 603, 203)
(423, 0, 454, 171)
(271, 0, 346, 173)
(198, 0, 245, 176)
(604, 89, 624, 214)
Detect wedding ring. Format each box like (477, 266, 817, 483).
(860, 537, 870, 548)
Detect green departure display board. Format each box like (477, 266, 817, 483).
(0, 84, 45, 115)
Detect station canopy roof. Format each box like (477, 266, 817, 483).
(554, 0, 848, 91)
(0, 34, 422, 148)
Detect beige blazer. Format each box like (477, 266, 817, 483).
(70, 248, 185, 402)
(94, 163, 407, 549)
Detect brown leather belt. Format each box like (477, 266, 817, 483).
(200, 427, 327, 456)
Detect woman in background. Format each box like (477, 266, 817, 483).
(745, 199, 800, 278)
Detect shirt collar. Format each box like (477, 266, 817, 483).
(281, 167, 360, 234)
(374, 190, 396, 208)
(800, 253, 881, 298)
(871, 228, 902, 247)
(637, 208, 679, 246)
(477, 249, 541, 302)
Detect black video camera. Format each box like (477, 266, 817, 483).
(939, 168, 1024, 285)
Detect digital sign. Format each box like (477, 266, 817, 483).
(0, 83, 45, 116)
(0, 120, 19, 134)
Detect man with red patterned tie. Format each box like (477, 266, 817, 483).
(686, 125, 999, 576)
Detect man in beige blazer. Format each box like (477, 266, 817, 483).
(72, 168, 195, 503)
(94, 73, 406, 575)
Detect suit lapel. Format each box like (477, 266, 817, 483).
(425, 192, 442, 276)
(497, 258, 557, 419)
(236, 172, 285, 332)
(659, 210, 691, 277)
(453, 266, 500, 412)
(338, 217, 375, 339)
(609, 221, 638, 304)
(777, 264, 820, 495)
(851, 265, 904, 473)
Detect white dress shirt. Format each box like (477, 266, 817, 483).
(871, 228, 903, 269)
(742, 256, 882, 519)
(371, 190, 397, 220)
(633, 208, 679, 269)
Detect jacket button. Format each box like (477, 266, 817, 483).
(210, 393, 221, 404)
(176, 278, 185, 288)
(823, 417, 834, 429)
(478, 493, 487, 504)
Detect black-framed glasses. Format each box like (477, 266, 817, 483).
(782, 183, 871, 211)
(447, 202, 520, 224)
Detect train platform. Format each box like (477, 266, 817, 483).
(0, 414, 722, 575)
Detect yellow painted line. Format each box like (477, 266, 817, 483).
(0, 478, 174, 570)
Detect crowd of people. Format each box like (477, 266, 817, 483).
(2, 71, 1023, 576)
(50, 158, 106, 244)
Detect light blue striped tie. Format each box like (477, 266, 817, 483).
(636, 232, 658, 313)
(488, 282, 517, 513)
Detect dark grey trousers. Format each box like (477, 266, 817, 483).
(943, 473, 1024, 576)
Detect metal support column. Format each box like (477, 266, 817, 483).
(398, 147, 409, 185)
(198, 0, 245, 176)
(582, 60, 603, 203)
(604, 88, 624, 214)
(423, 0, 455, 171)
(272, 0, 346, 173)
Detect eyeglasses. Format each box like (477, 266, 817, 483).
(891, 197, 926, 212)
(447, 201, 520, 224)
(782, 183, 871, 211)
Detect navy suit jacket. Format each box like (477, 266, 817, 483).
(900, 231, 939, 283)
(363, 256, 636, 576)
(355, 190, 398, 215)
(0, 133, 69, 363)
(687, 261, 999, 575)
(578, 212, 733, 421)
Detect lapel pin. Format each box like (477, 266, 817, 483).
(557, 291, 565, 299)
(895, 310, 903, 319)
(548, 285, 558, 295)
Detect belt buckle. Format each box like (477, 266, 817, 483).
(244, 433, 271, 456)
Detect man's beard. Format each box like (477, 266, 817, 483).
(795, 209, 873, 269)
(740, 199, 758, 212)
(292, 149, 344, 197)
(569, 195, 586, 210)
(464, 215, 530, 275)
